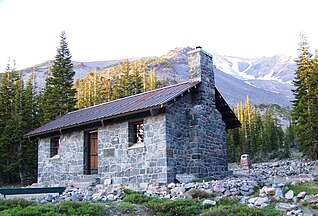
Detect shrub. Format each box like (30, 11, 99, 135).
(0, 204, 57, 216)
(122, 193, 155, 204)
(192, 178, 213, 183)
(188, 189, 209, 199)
(288, 180, 318, 195)
(0, 199, 34, 211)
(202, 204, 282, 216)
(146, 198, 202, 216)
(58, 201, 106, 216)
(312, 205, 318, 210)
(117, 203, 137, 214)
(121, 188, 137, 195)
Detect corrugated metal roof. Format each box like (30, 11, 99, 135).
(25, 81, 199, 138)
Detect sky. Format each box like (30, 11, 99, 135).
(0, 0, 318, 70)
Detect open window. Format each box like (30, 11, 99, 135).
(50, 136, 60, 158)
(129, 120, 144, 147)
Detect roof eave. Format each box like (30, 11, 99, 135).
(24, 104, 167, 139)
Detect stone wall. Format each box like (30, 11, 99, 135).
(98, 113, 167, 184)
(165, 48, 228, 182)
(38, 130, 84, 184)
(37, 112, 167, 185)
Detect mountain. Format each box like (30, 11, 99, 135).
(17, 47, 296, 107)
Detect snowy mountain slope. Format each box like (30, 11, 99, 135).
(213, 53, 296, 83)
(15, 47, 295, 107)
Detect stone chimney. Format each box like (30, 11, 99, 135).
(187, 47, 216, 107)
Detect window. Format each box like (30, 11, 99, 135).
(129, 120, 144, 147)
(50, 137, 60, 157)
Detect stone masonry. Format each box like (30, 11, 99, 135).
(38, 113, 167, 185)
(165, 48, 228, 182)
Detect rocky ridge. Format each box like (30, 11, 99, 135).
(6, 159, 317, 216)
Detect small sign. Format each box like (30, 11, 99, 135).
(103, 148, 115, 157)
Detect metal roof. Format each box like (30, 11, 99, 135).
(25, 81, 241, 138)
(25, 81, 199, 138)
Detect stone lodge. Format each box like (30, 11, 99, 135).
(25, 47, 241, 185)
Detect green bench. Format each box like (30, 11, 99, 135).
(0, 187, 66, 198)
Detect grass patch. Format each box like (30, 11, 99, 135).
(312, 205, 318, 209)
(288, 180, 318, 195)
(123, 191, 201, 215)
(146, 198, 202, 216)
(217, 197, 241, 206)
(192, 177, 213, 183)
(117, 203, 137, 214)
(0, 200, 108, 216)
(0, 199, 35, 211)
(188, 189, 210, 199)
(122, 192, 155, 204)
(202, 204, 282, 216)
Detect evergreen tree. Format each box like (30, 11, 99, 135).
(19, 74, 40, 185)
(119, 59, 132, 96)
(292, 33, 318, 159)
(227, 97, 287, 163)
(148, 70, 158, 90)
(131, 62, 143, 95)
(41, 31, 76, 124)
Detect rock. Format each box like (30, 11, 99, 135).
(292, 196, 298, 203)
(275, 188, 284, 199)
(296, 191, 306, 199)
(213, 184, 226, 193)
(164, 194, 171, 199)
(305, 194, 318, 203)
(240, 197, 248, 204)
(106, 194, 115, 201)
(260, 203, 269, 208)
(176, 174, 196, 183)
(260, 186, 276, 196)
(223, 190, 231, 197)
(45, 194, 53, 202)
(290, 180, 301, 186)
(167, 182, 176, 189)
(241, 188, 254, 196)
(240, 184, 249, 192)
(202, 199, 216, 206)
(269, 162, 279, 167)
(184, 182, 194, 190)
(248, 197, 258, 204)
(254, 197, 269, 206)
(285, 190, 294, 200)
(171, 186, 186, 194)
(275, 203, 298, 211)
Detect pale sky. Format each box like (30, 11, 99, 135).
(0, 0, 318, 70)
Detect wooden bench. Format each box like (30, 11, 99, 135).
(0, 187, 66, 198)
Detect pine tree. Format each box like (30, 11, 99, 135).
(119, 59, 132, 96)
(131, 62, 143, 95)
(292, 33, 318, 159)
(19, 74, 40, 185)
(41, 31, 77, 124)
(148, 70, 158, 90)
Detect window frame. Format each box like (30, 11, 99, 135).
(50, 136, 60, 158)
(129, 120, 144, 147)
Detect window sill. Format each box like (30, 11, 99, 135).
(49, 155, 60, 160)
(128, 143, 145, 150)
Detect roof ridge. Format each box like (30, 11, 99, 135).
(67, 81, 192, 115)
